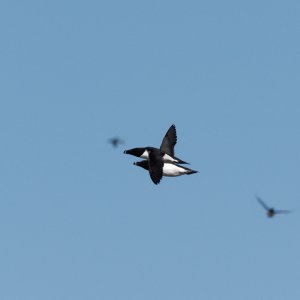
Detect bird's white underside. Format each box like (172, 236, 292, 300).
(163, 163, 188, 177)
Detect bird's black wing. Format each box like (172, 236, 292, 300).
(256, 195, 269, 211)
(133, 160, 149, 171)
(160, 124, 177, 157)
(148, 150, 164, 185)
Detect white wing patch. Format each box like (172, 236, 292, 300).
(163, 164, 187, 177)
(163, 153, 177, 163)
(141, 150, 149, 159)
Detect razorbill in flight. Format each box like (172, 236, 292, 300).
(134, 158, 197, 184)
(124, 124, 188, 164)
(256, 195, 291, 218)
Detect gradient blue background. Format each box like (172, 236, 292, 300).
(1, 1, 299, 299)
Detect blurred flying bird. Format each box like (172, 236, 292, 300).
(108, 137, 125, 148)
(256, 195, 291, 218)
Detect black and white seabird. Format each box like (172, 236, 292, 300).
(134, 159, 197, 184)
(124, 124, 188, 164)
(256, 195, 291, 218)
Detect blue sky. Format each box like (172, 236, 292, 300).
(0, 1, 300, 299)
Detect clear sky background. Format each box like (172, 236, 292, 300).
(0, 1, 299, 299)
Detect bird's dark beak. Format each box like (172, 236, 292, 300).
(123, 150, 127, 154)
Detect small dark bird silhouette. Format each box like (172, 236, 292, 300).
(256, 195, 291, 218)
(108, 137, 125, 148)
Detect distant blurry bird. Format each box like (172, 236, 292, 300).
(256, 195, 291, 218)
(108, 137, 125, 148)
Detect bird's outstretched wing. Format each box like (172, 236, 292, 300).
(275, 210, 291, 215)
(256, 195, 269, 211)
(133, 160, 149, 171)
(148, 150, 164, 185)
(160, 124, 177, 157)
